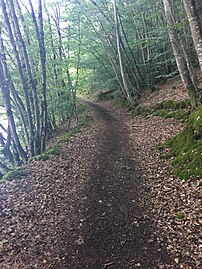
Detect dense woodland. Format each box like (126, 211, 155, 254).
(0, 0, 202, 175)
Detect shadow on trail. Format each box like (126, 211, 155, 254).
(73, 101, 171, 268)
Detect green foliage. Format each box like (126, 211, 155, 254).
(79, 113, 93, 127)
(2, 167, 27, 181)
(29, 154, 49, 163)
(160, 106, 202, 179)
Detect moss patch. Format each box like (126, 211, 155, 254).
(161, 105, 202, 179)
(152, 99, 191, 110)
(45, 147, 60, 156)
(3, 167, 27, 181)
(175, 211, 185, 220)
(132, 99, 191, 122)
(29, 154, 49, 163)
(152, 109, 190, 121)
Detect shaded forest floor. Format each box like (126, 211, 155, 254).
(0, 85, 201, 268)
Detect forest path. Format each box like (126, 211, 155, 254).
(70, 100, 171, 268)
(0, 100, 189, 269)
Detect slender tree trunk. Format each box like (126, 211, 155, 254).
(0, 161, 9, 173)
(182, 0, 202, 71)
(117, 11, 142, 93)
(71, 11, 82, 124)
(38, 0, 47, 151)
(29, 0, 47, 152)
(113, 0, 133, 102)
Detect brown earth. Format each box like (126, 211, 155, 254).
(0, 99, 201, 269)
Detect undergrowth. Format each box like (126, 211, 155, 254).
(57, 104, 93, 144)
(1, 101, 92, 181)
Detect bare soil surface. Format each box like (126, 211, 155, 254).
(0, 100, 201, 269)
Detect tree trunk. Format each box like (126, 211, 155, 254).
(182, 0, 202, 71)
(112, 0, 133, 102)
(29, 0, 47, 152)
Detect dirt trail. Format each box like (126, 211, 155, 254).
(69, 100, 171, 268)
